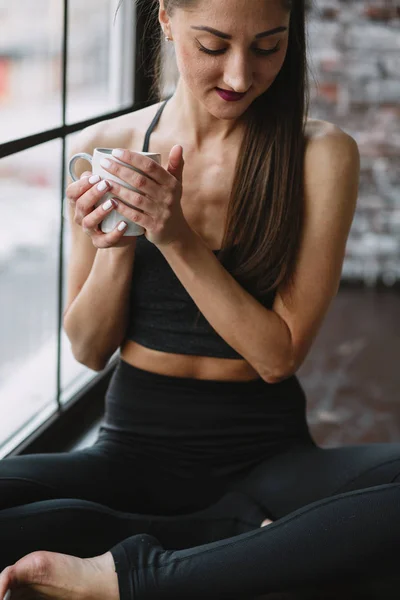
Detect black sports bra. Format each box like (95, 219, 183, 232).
(125, 97, 276, 359)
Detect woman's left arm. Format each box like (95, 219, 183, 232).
(160, 127, 360, 383)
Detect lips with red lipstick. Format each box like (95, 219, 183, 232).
(216, 88, 246, 102)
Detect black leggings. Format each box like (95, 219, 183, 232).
(0, 361, 400, 598)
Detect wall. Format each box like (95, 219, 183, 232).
(307, 0, 400, 286)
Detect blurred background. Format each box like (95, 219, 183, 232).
(0, 0, 399, 458)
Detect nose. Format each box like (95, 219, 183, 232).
(223, 51, 253, 94)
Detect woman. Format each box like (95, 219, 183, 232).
(0, 0, 399, 599)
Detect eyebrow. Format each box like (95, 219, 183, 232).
(190, 25, 287, 40)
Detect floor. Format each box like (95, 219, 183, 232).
(297, 286, 399, 447)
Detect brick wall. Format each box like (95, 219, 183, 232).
(307, 0, 400, 286)
(162, 1, 400, 286)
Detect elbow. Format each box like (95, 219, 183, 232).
(67, 334, 108, 372)
(78, 357, 107, 372)
(72, 347, 107, 372)
(63, 320, 112, 372)
(260, 352, 298, 385)
(262, 368, 295, 385)
(259, 316, 299, 384)
(67, 338, 109, 372)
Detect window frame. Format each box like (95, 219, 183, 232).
(0, 0, 157, 458)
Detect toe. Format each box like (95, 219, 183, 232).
(261, 518, 273, 527)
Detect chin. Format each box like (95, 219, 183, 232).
(211, 104, 247, 121)
(214, 96, 254, 118)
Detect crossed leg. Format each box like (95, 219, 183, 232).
(1, 441, 400, 599)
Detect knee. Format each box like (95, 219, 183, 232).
(0, 478, 56, 511)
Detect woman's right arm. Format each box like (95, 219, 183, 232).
(63, 126, 137, 371)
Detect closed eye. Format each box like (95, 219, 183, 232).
(196, 40, 281, 57)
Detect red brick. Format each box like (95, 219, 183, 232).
(364, 6, 397, 21)
(321, 7, 340, 19)
(318, 82, 339, 103)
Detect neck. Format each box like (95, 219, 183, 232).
(168, 79, 246, 152)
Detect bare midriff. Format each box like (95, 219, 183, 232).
(120, 339, 262, 382)
(113, 102, 267, 383)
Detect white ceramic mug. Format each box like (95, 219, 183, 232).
(68, 147, 161, 236)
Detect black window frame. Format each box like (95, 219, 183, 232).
(1, 0, 157, 457)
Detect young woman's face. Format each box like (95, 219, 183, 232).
(164, 0, 291, 118)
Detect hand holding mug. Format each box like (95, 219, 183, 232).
(68, 145, 191, 249)
(68, 147, 163, 238)
(65, 169, 132, 249)
(96, 145, 191, 249)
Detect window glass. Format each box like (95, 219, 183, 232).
(0, 0, 63, 144)
(0, 141, 61, 453)
(60, 134, 95, 404)
(0, 0, 135, 456)
(67, 0, 134, 124)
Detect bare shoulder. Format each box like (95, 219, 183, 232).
(304, 119, 360, 212)
(304, 118, 360, 188)
(304, 119, 360, 198)
(72, 101, 164, 155)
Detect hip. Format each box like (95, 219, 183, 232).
(101, 358, 313, 469)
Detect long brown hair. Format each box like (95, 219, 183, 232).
(117, 0, 309, 310)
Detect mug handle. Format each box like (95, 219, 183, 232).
(68, 152, 93, 182)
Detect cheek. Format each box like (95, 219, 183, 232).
(261, 49, 288, 84)
(277, 49, 288, 72)
(176, 46, 219, 85)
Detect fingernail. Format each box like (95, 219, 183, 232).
(100, 158, 112, 169)
(102, 199, 113, 211)
(117, 222, 127, 231)
(89, 175, 101, 184)
(112, 149, 124, 159)
(4, 589, 11, 600)
(97, 180, 109, 192)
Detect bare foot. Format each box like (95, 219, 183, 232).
(261, 518, 273, 527)
(0, 550, 119, 600)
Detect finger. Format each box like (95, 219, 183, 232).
(88, 220, 130, 249)
(81, 198, 118, 234)
(111, 197, 154, 231)
(168, 145, 184, 183)
(74, 180, 113, 225)
(111, 149, 170, 186)
(81, 200, 133, 249)
(103, 182, 154, 216)
(66, 172, 101, 203)
(99, 157, 159, 198)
